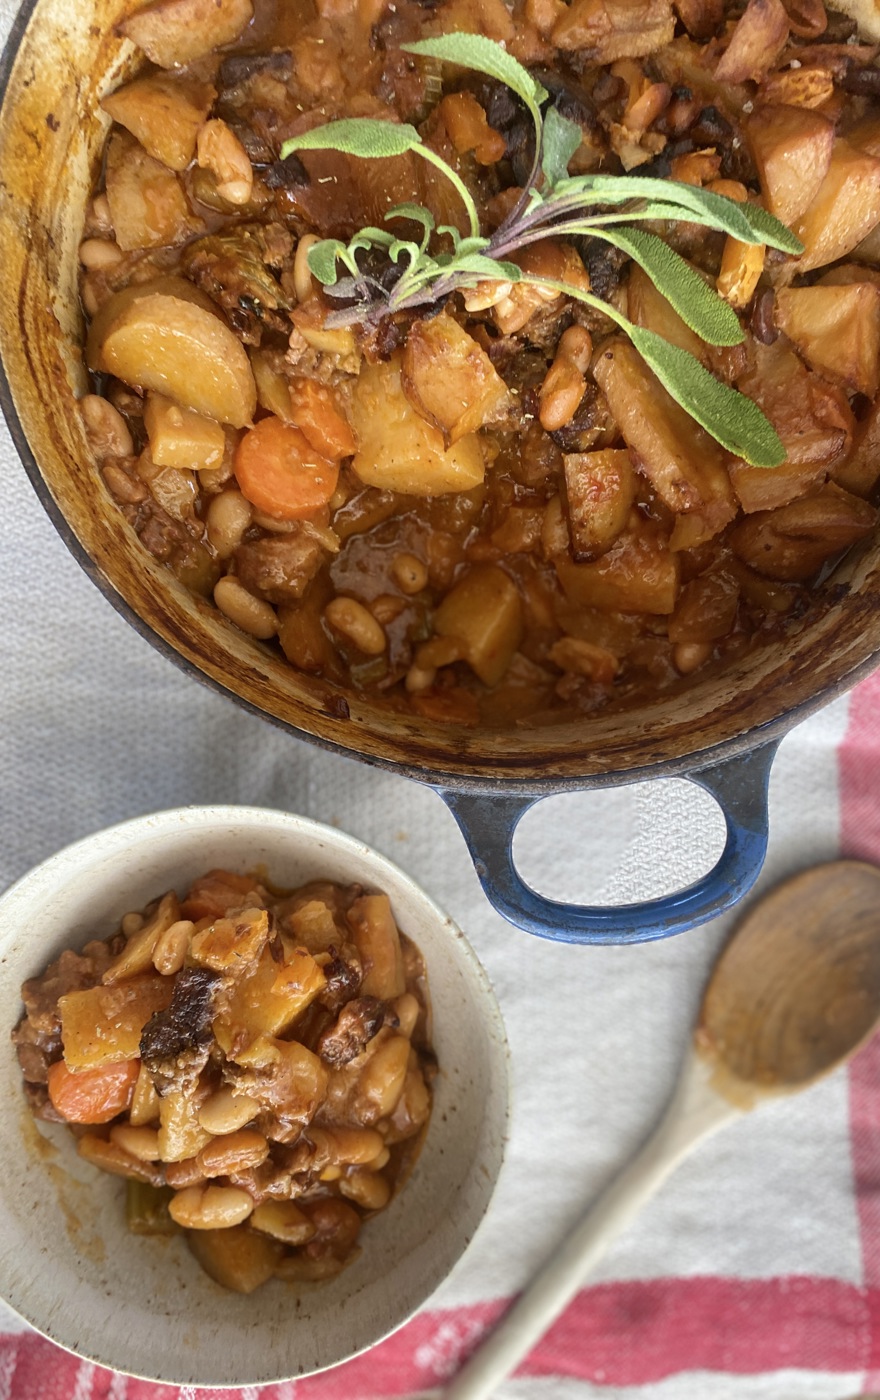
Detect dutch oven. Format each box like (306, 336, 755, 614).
(2, 0, 879, 945)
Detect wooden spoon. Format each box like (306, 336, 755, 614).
(444, 861, 880, 1400)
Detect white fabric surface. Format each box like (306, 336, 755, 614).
(0, 0, 871, 1389)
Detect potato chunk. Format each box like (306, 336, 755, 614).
(105, 130, 200, 251)
(556, 528, 680, 614)
(791, 139, 880, 272)
(592, 338, 736, 537)
(553, 0, 674, 61)
(101, 75, 216, 171)
(96, 293, 256, 429)
(433, 564, 524, 686)
(401, 313, 511, 445)
(834, 396, 880, 498)
(729, 341, 852, 512)
(729, 483, 876, 580)
(60, 976, 173, 1069)
(118, 0, 254, 68)
(187, 1227, 283, 1294)
(350, 354, 484, 496)
(774, 284, 880, 398)
(746, 104, 834, 227)
(563, 449, 636, 561)
(144, 393, 227, 471)
(347, 894, 406, 1001)
(214, 947, 326, 1050)
(626, 263, 707, 363)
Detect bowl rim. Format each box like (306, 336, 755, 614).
(0, 803, 511, 1385)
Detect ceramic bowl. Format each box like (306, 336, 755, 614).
(0, 806, 509, 1387)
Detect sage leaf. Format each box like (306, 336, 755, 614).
(349, 227, 396, 254)
(588, 226, 744, 347)
(629, 326, 786, 466)
(307, 239, 346, 285)
(554, 173, 802, 251)
(386, 203, 435, 250)
(281, 118, 423, 162)
(402, 34, 548, 111)
(541, 107, 583, 187)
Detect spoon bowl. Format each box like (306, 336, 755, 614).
(698, 860, 880, 1094)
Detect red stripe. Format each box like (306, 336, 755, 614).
(840, 671, 880, 1390)
(0, 1276, 874, 1397)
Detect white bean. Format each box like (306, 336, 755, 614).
(206, 489, 252, 559)
(169, 1184, 254, 1230)
(324, 596, 386, 655)
(214, 577, 277, 640)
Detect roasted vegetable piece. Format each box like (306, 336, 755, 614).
(729, 341, 853, 512)
(96, 294, 257, 429)
(729, 484, 877, 580)
(347, 894, 406, 1001)
(433, 565, 524, 686)
(553, 0, 675, 61)
(101, 74, 215, 171)
(47, 1058, 140, 1122)
(144, 394, 227, 472)
(126, 1180, 180, 1235)
(592, 338, 736, 537)
(60, 976, 173, 1069)
(563, 449, 637, 561)
(214, 946, 327, 1045)
(117, 0, 254, 68)
(187, 1225, 283, 1293)
(556, 529, 680, 614)
(774, 284, 880, 398)
(746, 103, 834, 227)
(350, 356, 485, 496)
(234, 417, 339, 519)
(401, 313, 511, 445)
(105, 130, 200, 251)
(834, 397, 880, 498)
(791, 139, 880, 272)
(714, 0, 789, 84)
(287, 378, 356, 461)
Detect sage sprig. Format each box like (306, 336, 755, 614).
(280, 33, 801, 467)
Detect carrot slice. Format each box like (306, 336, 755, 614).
(288, 378, 357, 461)
(234, 416, 339, 521)
(47, 1058, 140, 1124)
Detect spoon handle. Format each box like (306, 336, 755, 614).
(444, 1053, 739, 1400)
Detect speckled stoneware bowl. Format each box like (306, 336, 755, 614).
(0, 806, 509, 1387)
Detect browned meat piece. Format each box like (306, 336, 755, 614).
(234, 530, 327, 604)
(317, 954, 363, 1014)
(11, 1016, 61, 1084)
(140, 967, 219, 1095)
(317, 996, 386, 1067)
(19, 941, 115, 1035)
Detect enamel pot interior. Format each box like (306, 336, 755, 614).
(2, 0, 880, 792)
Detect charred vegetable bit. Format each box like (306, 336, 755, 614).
(14, 873, 435, 1293)
(79, 0, 880, 729)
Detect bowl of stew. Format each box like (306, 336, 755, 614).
(0, 805, 509, 1386)
(1, 0, 880, 942)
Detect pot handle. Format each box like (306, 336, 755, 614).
(437, 741, 780, 945)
